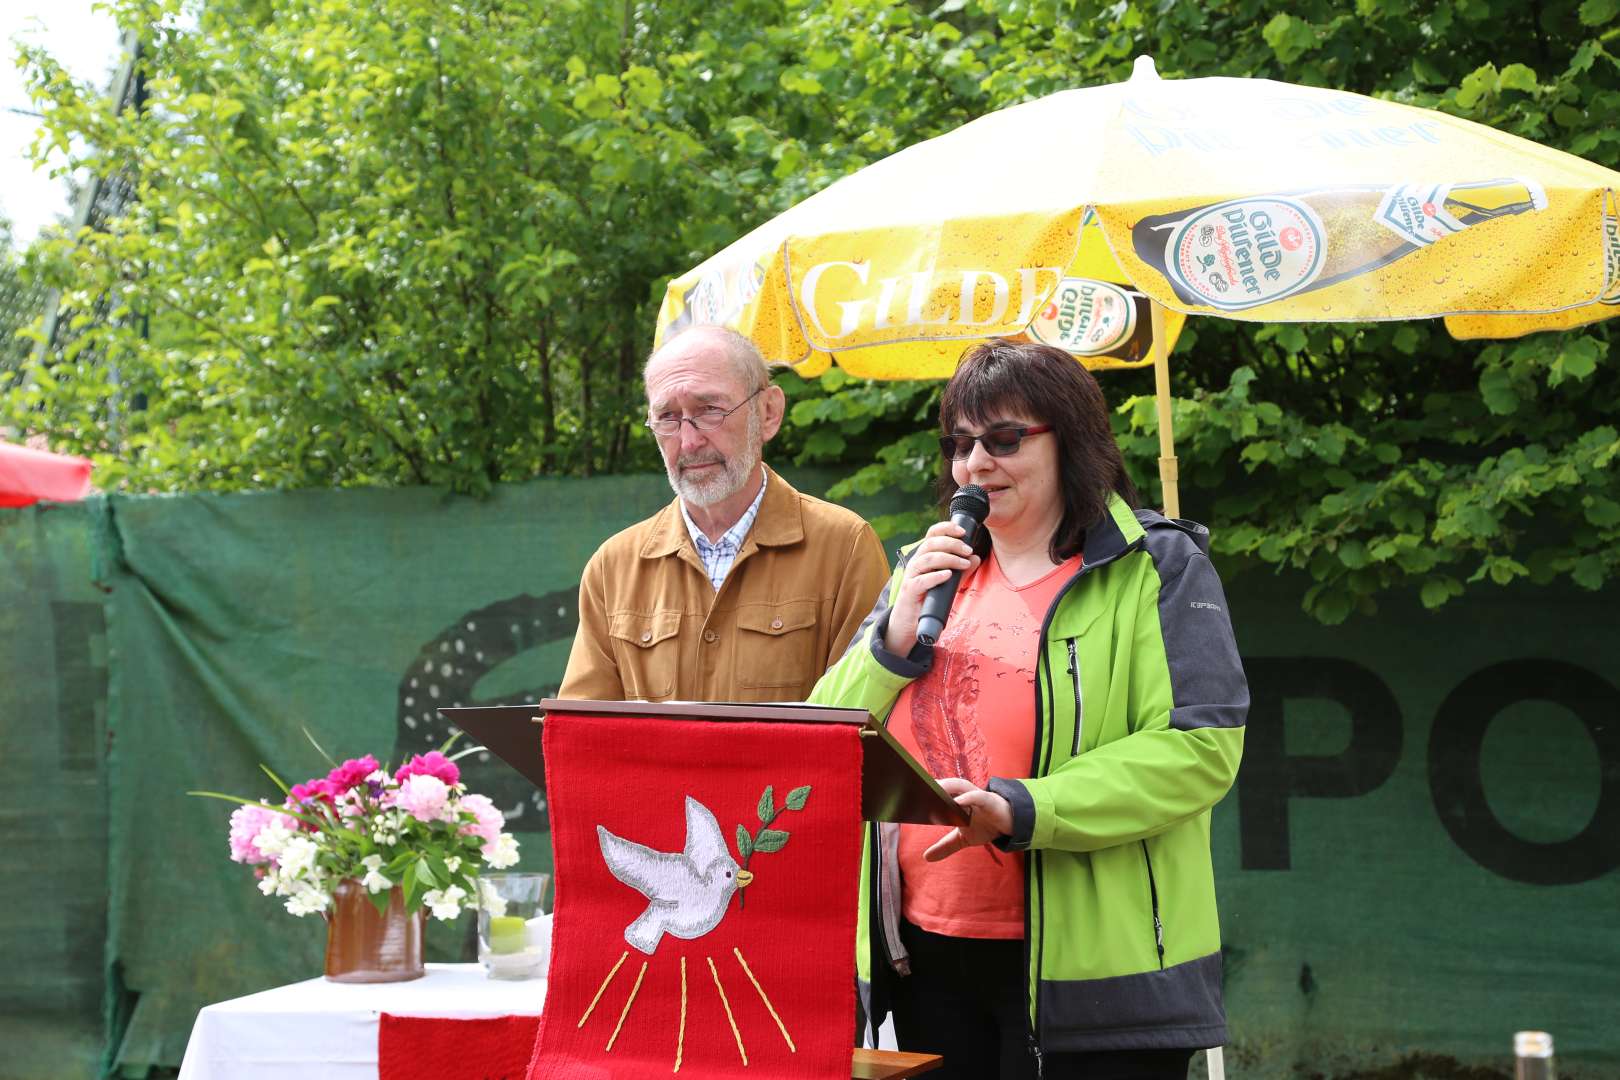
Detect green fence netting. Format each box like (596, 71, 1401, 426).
(2, 475, 1616, 1079)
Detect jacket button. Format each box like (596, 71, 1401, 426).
(640, 631, 652, 643)
(703, 629, 718, 643)
(770, 617, 783, 629)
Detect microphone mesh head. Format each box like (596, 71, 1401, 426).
(951, 484, 990, 520)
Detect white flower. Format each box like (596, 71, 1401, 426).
(360, 854, 393, 894)
(478, 877, 507, 917)
(484, 833, 520, 869)
(258, 868, 282, 896)
(444, 856, 462, 874)
(254, 816, 298, 861)
(278, 836, 321, 880)
(422, 885, 467, 921)
(284, 882, 331, 917)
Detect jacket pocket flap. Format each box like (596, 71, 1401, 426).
(609, 610, 682, 648)
(736, 600, 817, 636)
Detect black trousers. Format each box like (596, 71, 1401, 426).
(889, 919, 1195, 1080)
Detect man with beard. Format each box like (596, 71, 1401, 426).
(558, 325, 890, 704)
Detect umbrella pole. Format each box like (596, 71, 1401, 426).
(1149, 302, 1180, 519)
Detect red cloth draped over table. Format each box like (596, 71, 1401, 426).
(528, 712, 863, 1080)
(380, 1014, 540, 1079)
(0, 441, 92, 508)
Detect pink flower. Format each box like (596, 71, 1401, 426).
(287, 777, 335, 805)
(458, 793, 504, 849)
(394, 773, 453, 822)
(228, 802, 290, 864)
(394, 751, 460, 787)
(325, 755, 380, 792)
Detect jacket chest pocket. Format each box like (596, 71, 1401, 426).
(608, 610, 682, 701)
(734, 599, 819, 692)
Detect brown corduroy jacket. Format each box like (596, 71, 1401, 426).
(559, 467, 890, 704)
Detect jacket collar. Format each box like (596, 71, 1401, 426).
(640, 464, 804, 560)
(1081, 491, 1149, 566)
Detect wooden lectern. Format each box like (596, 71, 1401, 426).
(442, 699, 957, 1079)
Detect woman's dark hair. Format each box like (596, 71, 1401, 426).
(938, 338, 1139, 562)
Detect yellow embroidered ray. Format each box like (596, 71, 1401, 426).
(674, 957, 687, 1074)
(606, 960, 650, 1052)
(579, 950, 630, 1028)
(708, 955, 748, 1066)
(734, 947, 796, 1052)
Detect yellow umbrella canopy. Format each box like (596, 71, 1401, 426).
(656, 56, 1620, 515)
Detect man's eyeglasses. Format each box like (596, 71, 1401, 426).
(938, 424, 1052, 461)
(645, 387, 764, 437)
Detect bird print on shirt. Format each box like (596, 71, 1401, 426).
(908, 616, 991, 786)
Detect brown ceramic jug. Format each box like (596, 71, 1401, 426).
(323, 879, 425, 982)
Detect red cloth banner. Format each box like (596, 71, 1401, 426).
(0, 442, 92, 508)
(380, 1014, 540, 1080)
(527, 712, 863, 1080)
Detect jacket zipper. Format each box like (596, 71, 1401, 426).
(1065, 637, 1082, 757)
(1023, 526, 1143, 1069)
(1141, 840, 1165, 969)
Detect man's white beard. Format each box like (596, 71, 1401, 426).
(667, 408, 762, 508)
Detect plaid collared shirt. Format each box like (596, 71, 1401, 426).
(680, 474, 768, 592)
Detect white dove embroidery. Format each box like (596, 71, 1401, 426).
(596, 796, 754, 955)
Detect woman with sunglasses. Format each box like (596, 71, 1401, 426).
(811, 338, 1247, 1079)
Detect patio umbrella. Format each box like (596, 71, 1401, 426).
(655, 56, 1620, 517)
(0, 441, 94, 508)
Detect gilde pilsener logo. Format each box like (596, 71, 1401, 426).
(1165, 197, 1325, 311)
(1028, 278, 1137, 355)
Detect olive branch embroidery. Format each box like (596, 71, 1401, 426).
(733, 784, 810, 910)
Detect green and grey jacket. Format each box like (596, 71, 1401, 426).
(808, 493, 1247, 1056)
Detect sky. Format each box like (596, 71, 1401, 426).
(1, 1, 122, 246)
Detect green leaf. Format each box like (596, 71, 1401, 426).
(784, 785, 811, 811)
(1262, 14, 1317, 64)
(735, 824, 753, 861)
(1498, 63, 1538, 93)
(1584, 496, 1620, 527)
(1579, 0, 1620, 26)
(757, 785, 775, 825)
(1456, 63, 1499, 109)
(1420, 580, 1450, 609)
(752, 828, 790, 853)
(1571, 555, 1606, 589)
(1479, 367, 1520, 415)
(413, 858, 440, 891)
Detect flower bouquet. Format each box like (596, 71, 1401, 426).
(195, 735, 521, 981)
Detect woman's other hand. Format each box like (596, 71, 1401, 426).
(923, 778, 1013, 861)
(882, 521, 981, 654)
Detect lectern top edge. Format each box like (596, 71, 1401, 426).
(439, 700, 967, 827)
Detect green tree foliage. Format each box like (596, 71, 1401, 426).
(785, 0, 1620, 621)
(7, 0, 1619, 619)
(0, 219, 39, 392)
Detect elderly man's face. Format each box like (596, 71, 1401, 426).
(644, 334, 765, 508)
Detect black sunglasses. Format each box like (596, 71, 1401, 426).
(938, 424, 1052, 461)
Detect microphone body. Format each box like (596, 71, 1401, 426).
(915, 485, 990, 646)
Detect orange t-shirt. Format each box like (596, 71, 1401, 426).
(890, 550, 1082, 939)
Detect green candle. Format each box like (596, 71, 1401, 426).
(488, 915, 527, 955)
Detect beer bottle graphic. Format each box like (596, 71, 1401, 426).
(1026, 278, 1154, 362)
(1131, 178, 1547, 311)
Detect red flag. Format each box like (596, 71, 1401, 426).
(0, 442, 92, 508)
(527, 713, 863, 1080)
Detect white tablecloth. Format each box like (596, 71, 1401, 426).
(176, 963, 546, 1080)
(177, 962, 901, 1079)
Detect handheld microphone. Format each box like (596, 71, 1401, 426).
(915, 484, 990, 646)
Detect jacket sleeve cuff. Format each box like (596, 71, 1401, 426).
(987, 777, 1034, 851)
(869, 609, 934, 679)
